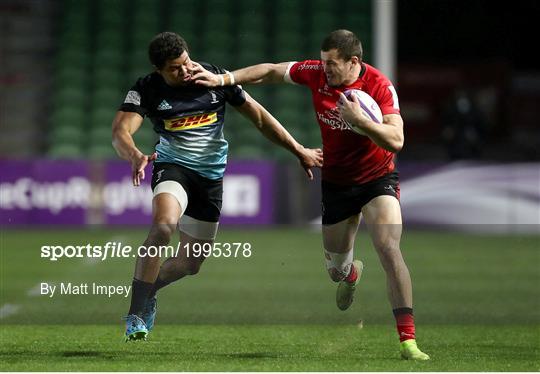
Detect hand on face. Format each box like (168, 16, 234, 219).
(188, 61, 204, 77)
(189, 62, 222, 87)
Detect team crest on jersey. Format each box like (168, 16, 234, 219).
(163, 112, 218, 131)
(209, 90, 219, 104)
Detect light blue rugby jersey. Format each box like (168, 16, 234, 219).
(119, 63, 246, 180)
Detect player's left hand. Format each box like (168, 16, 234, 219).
(337, 92, 368, 130)
(298, 147, 323, 180)
(190, 62, 221, 87)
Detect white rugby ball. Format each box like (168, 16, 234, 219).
(343, 89, 383, 135)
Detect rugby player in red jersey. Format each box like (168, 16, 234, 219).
(191, 29, 429, 360)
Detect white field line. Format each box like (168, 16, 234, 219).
(0, 303, 20, 319)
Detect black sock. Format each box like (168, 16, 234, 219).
(392, 307, 414, 317)
(128, 278, 154, 316)
(149, 276, 171, 298)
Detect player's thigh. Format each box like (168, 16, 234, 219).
(176, 225, 217, 273)
(179, 214, 219, 252)
(361, 195, 402, 250)
(180, 234, 211, 262)
(321, 181, 364, 252)
(147, 190, 184, 243)
(322, 213, 361, 252)
(151, 192, 182, 223)
(150, 162, 190, 225)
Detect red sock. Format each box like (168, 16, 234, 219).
(393, 308, 415, 342)
(345, 264, 358, 283)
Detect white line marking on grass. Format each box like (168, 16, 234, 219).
(27, 283, 42, 296)
(0, 304, 20, 319)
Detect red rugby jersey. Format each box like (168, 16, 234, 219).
(285, 60, 401, 185)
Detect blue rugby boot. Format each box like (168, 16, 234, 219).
(141, 296, 157, 331)
(124, 314, 148, 341)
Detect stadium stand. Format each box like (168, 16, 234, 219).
(45, 0, 373, 160)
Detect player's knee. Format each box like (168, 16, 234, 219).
(376, 247, 404, 271)
(148, 221, 176, 243)
(373, 238, 400, 256)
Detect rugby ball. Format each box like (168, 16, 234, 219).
(343, 89, 383, 135)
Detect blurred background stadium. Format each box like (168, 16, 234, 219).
(0, 1, 539, 370)
(1, 0, 539, 161)
(1, 0, 539, 227)
(2, 0, 374, 160)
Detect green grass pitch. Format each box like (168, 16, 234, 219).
(1, 227, 539, 371)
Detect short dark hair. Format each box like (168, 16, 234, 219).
(148, 32, 189, 69)
(321, 29, 363, 61)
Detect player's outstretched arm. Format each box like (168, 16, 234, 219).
(235, 92, 323, 180)
(191, 62, 291, 87)
(112, 111, 157, 186)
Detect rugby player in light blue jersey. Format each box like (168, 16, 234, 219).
(112, 32, 323, 341)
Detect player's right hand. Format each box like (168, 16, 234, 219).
(131, 152, 157, 186)
(190, 62, 220, 87)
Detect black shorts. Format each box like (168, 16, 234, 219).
(321, 172, 400, 225)
(151, 162, 223, 222)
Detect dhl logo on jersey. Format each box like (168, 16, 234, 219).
(164, 112, 218, 131)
